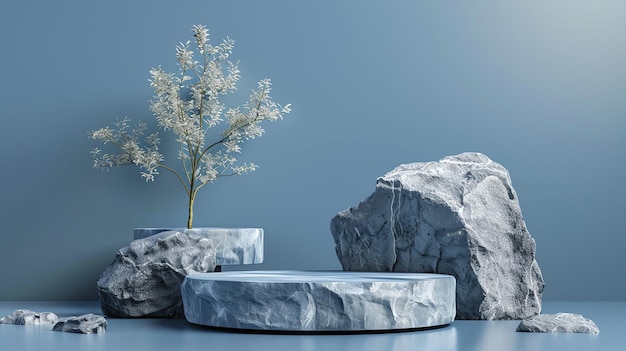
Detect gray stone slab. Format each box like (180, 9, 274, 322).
(182, 271, 456, 332)
(134, 228, 264, 265)
(516, 313, 599, 334)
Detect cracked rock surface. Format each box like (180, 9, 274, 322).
(331, 152, 544, 320)
(97, 231, 217, 318)
(517, 313, 599, 333)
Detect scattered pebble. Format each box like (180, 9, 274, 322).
(53, 314, 107, 334)
(0, 309, 59, 325)
(516, 313, 599, 334)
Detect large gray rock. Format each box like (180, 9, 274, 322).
(53, 314, 107, 334)
(182, 271, 456, 332)
(0, 309, 58, 325)
(331, 152, 544, 320)
(517, 313, 599, 333)
(97, 231, 217, 318)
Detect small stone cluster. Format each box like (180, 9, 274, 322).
(1, 309, 106, 334)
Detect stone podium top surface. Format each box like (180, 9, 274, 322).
(185, 270, 454, 283)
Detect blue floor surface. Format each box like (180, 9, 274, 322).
(0, 301, 622, 351)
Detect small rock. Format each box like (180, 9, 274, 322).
(0, 309, 59, 325)
(53, 314, 107, 334)
(516, 313, 599, 333)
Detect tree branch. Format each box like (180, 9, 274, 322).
(156, 164, 190, 196)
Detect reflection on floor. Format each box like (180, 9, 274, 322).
(0, 301, 621, 351)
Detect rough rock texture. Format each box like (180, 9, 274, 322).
(133, 228, 264, 265)
(182, 271, 456, 332)
(53, 314, 107, 334)
(516, 313, 599, 334)
(0, 309, 58, 325)
(97, 231, 217, 318)
(331, 152, 544, 320)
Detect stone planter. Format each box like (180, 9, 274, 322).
(134, 227, 264, 268)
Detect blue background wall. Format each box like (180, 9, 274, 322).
(0, 0, 624, 301)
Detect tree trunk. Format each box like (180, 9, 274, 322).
(187, 192, 195, 229)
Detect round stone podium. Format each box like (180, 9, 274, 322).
(181, 271, 456, 332)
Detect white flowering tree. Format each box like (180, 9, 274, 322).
(90, 25, 291, 228)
